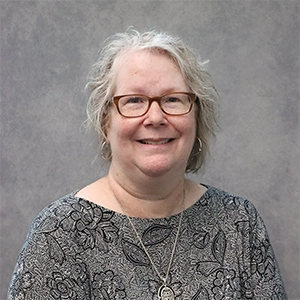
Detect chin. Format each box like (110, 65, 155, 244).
(138, 159, 184, 178)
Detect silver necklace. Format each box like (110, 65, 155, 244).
(110, 185, 185, 300)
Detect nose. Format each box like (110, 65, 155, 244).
(143, 101, 167, 126)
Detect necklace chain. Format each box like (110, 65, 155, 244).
(110, 183, 185, 286)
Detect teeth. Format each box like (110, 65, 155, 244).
(140, 139, 171, 145)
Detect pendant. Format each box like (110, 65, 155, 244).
(158, 285, 175, 300)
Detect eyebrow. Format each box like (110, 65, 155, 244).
(119, 87, 186, 96)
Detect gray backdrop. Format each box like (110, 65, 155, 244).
(1, 1, 299, 299)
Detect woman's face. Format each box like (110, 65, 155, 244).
(106, 49, 196, 178)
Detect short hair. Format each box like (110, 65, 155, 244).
(86, 28, 219, 173)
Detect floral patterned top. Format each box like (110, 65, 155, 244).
(8, 185, 287, 299)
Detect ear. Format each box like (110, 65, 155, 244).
(103, 110, 111, 143)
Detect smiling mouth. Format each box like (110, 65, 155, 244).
(139, 139, 173, 145)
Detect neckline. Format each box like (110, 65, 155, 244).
(72, 184, 212, 221)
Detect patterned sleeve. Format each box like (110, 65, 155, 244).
(237, 199, 287, 299)
(7, 200, 91, 299)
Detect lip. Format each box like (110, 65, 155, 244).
(138, 138, 174, 145)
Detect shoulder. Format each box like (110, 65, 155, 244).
(26, 191, 112, 238)
(190, 185, 272, 247)
(198, 185, 260, 224)
(203, 185, 255, 208)
(21, 191, 119, 260)
(28, 192, 79, 229)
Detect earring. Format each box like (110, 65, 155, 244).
(192, 137, 202, 155)
(101, 141, 112, 160)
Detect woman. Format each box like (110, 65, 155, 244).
(8, 29, 286, 299)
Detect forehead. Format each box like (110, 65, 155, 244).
(112, 49, 187, 94)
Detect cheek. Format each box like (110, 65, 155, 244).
(182, 115, 197, 152)
(185, 113, 197, 137)
(188, 108, 198, 138)
(107, 115, 138, 145)
(169, 116, 196, 149)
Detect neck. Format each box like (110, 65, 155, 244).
(107, 165, 186, 218)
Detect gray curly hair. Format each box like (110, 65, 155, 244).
(85, 28, 219, 173)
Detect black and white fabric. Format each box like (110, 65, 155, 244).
(8, 185, 287, 299)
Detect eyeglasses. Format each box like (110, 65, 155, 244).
(113, 92, 196, 118)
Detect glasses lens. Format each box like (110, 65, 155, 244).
(161, 93, 191, 115)
(115, 93, 194, 117)
(118, 95, 148, 117)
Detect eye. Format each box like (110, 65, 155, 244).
(123, 96, 146, 105)
(164, 95, 186, 104)
(165, 96, 181, 103)
(128, 97, 142, 103)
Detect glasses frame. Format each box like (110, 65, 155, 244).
(113, 92, 197, 118)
